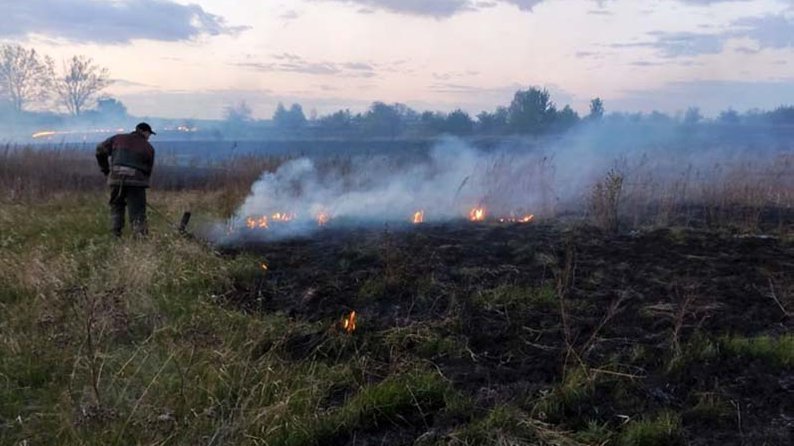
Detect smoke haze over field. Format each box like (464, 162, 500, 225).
(232, 139, 549, 229)
(216, 122, 792, 242)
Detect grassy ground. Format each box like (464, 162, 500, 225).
(0, 191, 474, 446)
(0, 191, 282, 445)
(2, 189, 791, 445)
(1, 144, 791, 445)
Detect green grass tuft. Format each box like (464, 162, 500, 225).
(264, 369, 454, 446)
(475, 283, 558, 311)
(619, 411, 683, 446)
(721, 334, 794, 368)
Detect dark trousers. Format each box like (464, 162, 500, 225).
(109, 185, 147, 236)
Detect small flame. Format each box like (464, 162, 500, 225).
(341, 310, 357, 333)
(316, 211, 330, 226)
(469, 207, 486, 222)
(499, 214, 535, 223)
(271, 212, 296, 222)
(260, 262, 268, 271)
(246, 216, 269, 229)
(412, 210, 424, 224)
(500, 214, 535, 223)
(518, 214, 534, 223)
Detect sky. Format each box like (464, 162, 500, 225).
(2, 0, 793, 119)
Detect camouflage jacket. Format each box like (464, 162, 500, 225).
(96, 131, 155, 187)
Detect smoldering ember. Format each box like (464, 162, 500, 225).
(1, 1, 793, 445)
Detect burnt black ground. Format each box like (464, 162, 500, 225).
(221, 222, 793, 444)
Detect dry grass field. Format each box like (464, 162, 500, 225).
(0, 145, 791, 445)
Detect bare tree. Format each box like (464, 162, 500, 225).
(0, 44, 54, 112)
(56, 55, 111, 116)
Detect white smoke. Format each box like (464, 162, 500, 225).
(216, 137, 558, 241)
(211, 127, 791, 243)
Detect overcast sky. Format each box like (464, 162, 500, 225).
(3, 0, 793, 119)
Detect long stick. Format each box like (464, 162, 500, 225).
(145, 202, 192, 234)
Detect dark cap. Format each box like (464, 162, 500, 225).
(135, 122, 156, 135)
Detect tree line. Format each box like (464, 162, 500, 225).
(0, 44, 111, 116)
(233, 92, 794, 139)
(224, 92, 606, 138)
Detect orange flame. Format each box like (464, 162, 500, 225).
(246, 216, 269, 229)
(518, 214, 535, 223)
(469, 207, 486, 222)
(500, 214, 535, 223)
(316, 211, 330, 226)
(412, 210, 424, 224)
(271, 212, 296, 222)
(341, 310, 357, 333)
(260, 262, 268, 271)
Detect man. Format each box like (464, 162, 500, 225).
(96, 122, 156, 237)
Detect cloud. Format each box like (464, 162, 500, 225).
(279, 10, 301, 20)
(235, 54, 378, 78)
(313, 0, 547, 17)
(575, 51, 599, 58)
(675, 0, 754, 4)
(237, 62, 340, 75)
(429, 83, 488, 93)
(1, 0, 248, 44)
(432, 70, 479, 81)
(734, 46, 759, 54)
(501, 0, 545, 11)
(608, 11, 794, 59)
(343, 62, 375, 71)
(611, 31, 724, 58)
(312, 0, 475, 17)
(731, 14, 794, 50)
(629, 60, 663, 67)
(648, 31, 725, 57)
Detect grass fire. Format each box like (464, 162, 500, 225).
(2, 133, 791, 446)
(2, 2, 794, 443)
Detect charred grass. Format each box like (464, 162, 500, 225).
(219, 219, 793, 445)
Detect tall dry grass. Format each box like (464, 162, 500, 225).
(613, 153, 793, 233)
(0, 145, 287, 207)
(2, 144, 791, 233)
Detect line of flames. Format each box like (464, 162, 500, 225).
(245, 212, 298, 229)
(499, 214, 535, 223)
(243, 207, 533, 230)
